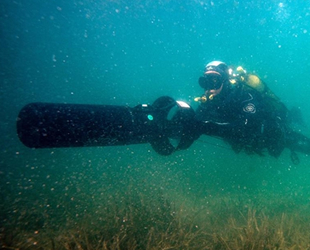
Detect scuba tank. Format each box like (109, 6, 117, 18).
(230, 66, 281, 102)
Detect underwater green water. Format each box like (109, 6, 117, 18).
(1, 0, 310, 248)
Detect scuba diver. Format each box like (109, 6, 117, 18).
(16, 60, 310, 164)
(194, 60, 310, 163)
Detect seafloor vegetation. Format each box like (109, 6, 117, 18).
(1, 145, 310, 249)
(2, 186, 310, 250)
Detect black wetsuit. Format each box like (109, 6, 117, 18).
(195, 84, 288, 157)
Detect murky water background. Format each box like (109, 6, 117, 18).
(1, 1, 310, 248)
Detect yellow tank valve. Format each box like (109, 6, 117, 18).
(236, 66, 246, 74)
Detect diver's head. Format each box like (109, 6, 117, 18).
(198, 61, 229, 99)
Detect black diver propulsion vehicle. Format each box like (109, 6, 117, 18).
(17, 96, 201, 156)
(16, 96, 310, 163)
